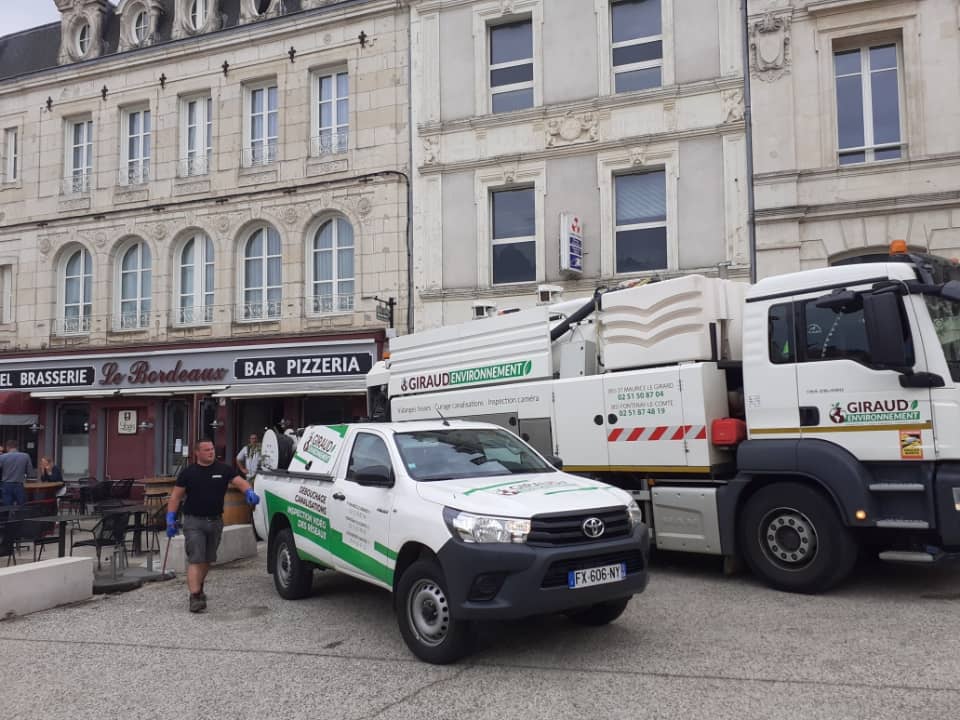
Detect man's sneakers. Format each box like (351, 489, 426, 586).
(189, 591, 207, 613)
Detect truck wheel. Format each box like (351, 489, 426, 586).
(272, 528, 313, 600)
(565, 597, 631, 626)
(396, 559, 473, 664)
(739, 482, 857, 594)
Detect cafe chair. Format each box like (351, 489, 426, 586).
(18, 504, 60, 562)
(60, 477, 96, 516)
(87, 480, 115, 514)
(0, 519, 23, 566)
(70, 511, 130, 570)
(144, 505, 168, 552)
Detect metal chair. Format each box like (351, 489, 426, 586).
(17, 503, 60, 561)
(0, 519, 23, 566)
(70, 511, 130, 570)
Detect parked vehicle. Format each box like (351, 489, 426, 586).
(253, 421, 649, 663)
(367, 244, 960, 593)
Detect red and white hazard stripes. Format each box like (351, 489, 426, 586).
(607, 425, 707, 442)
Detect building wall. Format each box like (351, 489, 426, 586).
(411, 0, 749, 331)
(749, 0, 960, 277)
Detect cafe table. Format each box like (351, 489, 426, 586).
(25, 513, 99, 558)
(24, 482, 65, 503)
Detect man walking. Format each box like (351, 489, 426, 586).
(166, 440, 259, 613)
(0, 439, 34, 506)
(235, 433, 261, 481)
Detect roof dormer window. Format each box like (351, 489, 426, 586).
(190, 0, 207, 30)
(77, 22, 90, 55)
(240, 0, 282, 23)
(174, 0, 221, 39)
(134, 11, 149, 43)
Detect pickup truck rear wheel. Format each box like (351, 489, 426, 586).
(272, 528, 313, 600)
(396, 559, 473, 664)
(739, 482, 857, 594)
(565, 597, 631, 626)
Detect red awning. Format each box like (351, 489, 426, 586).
(0, 391, 41, 415)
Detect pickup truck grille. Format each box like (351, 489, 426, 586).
(541, 550, 646, 588)
(527, 506, 630, 546)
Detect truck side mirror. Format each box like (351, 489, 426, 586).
(355, 464, 394, 487)
(941, 280, 960, 302)
(863, 291, 911, 371)
(548, 455, 564, 471)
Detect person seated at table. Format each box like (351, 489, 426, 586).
(39, 457, 65, 495)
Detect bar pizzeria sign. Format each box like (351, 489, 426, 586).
(235, 353, 373, 380)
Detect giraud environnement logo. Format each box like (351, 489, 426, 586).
(399, 360, 533, 393)
(829, 398, 921, 425)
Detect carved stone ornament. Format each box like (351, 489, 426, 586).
(545, 112, 599, 148)
(240, 0, 283, 24)
(215, 215, 231, 235)
(722, 88, 745, 124)
(499, 0, 515, 16)
(422, 137, 439, 165)
(629, 147, 646, 167)
(172, 0, 222, 40)
(39, 237, 54, 257)
(281, 205, 300, 226)
(356, 197, 373, 218)
(115, 0, 164, 52)
(750, 12, 792, 82)
(56, 0, 110, 65)
(94, 231, 107, 249)
(152, 223, 168, 241)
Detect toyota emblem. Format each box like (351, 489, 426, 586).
(582, 517, 605, 538)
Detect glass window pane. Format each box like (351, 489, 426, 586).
(834, 49, 861, 76)
(338, 248, 354, 279)
(122, 272, 137, 299)
(246, 230, 263, 258)
(615, 227, 668, 273)
(320, 75, 332, 102)
(251, 89, 262, 114)
(66, 251, 80, 276)
(836, 75, 865, 149)
(612, 0, 661, 44)
(493, 188, 535, 239)
(65, 277, 79, 304)
(768, 304, 795, 364)
(268, 86, 278, 110)
(337, 219, 354, 247)
(122, 246, 138, 272)
(870, 69, 900, 144)
(614, 67, 662, 93)
(245, 259, 262, 288)
(616, 172, 666, 225)
(181, 265, 194, 291)
(83, 249, 92, 274)
(315, 222, 333, 250)
(268, 112, 278, 138)
(803, 301, 870, 362)
(143, 111, 151, 133)
(490, 63, 534, 88)
(314, 249, 332, 281)
(492, 87, 534, 113)
(869, 45, 897, 71)
(129, 113, 139, 137)
(337, 99, 348, 125)
(142, 272, 152, 297)
(141, 245, 151, 269)
(490, 21, 532, 65)
(267, 257, 281, 286)
(267, 228, 281, 255)
(320, 103, 332, 128)
(612, 40, 662, 67)
(182, 238, 195, 266)
(337, 72, 349, 97)
(492, 241, 536, 284)
(874, 147, 901, 161)
(338, 280, 354, 298)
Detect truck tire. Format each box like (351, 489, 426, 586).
(272, 528, 313, 600)
(396, 559, 474, 664)
(564, 597, 631, 626)
(739, 482, 857, 594)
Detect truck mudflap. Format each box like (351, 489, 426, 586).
(435, 525, 650, 620)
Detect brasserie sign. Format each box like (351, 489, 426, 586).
(0, 366, 95, 389)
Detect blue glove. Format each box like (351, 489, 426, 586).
(245, 489, 260, 507)
(166, 511, 178, 538)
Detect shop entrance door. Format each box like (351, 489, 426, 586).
(59, 405, 90, 480)
(106, 408, 151, 479)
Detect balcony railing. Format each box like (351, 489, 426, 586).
(61, 172, 91, 196)
(240, 301, 283, 321)
(117, 310, 151, 331)
(179, 155, 210, 178)
(174, 305, 215, 326)
(311, 293, 355, 314)
(120, 164, 150, 186)
(54, 315, 92, 335)
(311, 131, 349, 157)
(241, 141, 278, 169)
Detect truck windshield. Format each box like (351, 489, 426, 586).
(923, 295, 960, 381)
(393, 428, 554, 482)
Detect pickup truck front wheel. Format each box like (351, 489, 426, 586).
(273, 528, 313, 600)
(396, 559, 473, 664)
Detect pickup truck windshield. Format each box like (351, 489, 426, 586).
(924, 295, 960, 381)
(394, 428, 554, 482)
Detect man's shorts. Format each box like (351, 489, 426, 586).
(182, 515, 224, 564)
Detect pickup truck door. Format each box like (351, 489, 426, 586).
(325, 431, 397, 589)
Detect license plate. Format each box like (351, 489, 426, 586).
(568, 562, 627, 589)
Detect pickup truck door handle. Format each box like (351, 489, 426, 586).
(332, 492, 346, 501)
(799, 406, 820, 427)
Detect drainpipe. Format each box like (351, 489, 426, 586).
(403, 0, 415, 334)
(741, 0, 758, 284)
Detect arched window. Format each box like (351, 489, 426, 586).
(134, 10, 149, 43)
(190, 0, 207, 30)
(242, 226, 282, 320)
(119, 242, 152, 330)
(311, 217, 355, 314)
(77, 22, 90, 55)
(177, 234, 215, 325)
(62, 248, 92, 334)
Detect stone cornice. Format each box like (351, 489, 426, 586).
(754, 150, 960, 184)
(756, 189, 960, 224)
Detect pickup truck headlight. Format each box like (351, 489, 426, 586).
(443, 507, 531, 544)
(626, 499, 644, 529)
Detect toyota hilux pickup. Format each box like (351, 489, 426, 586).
(253, 420, 650, 663)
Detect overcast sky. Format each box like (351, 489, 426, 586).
(0, 3, 63, 38)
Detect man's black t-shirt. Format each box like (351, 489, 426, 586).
(176, 461, 236, 516)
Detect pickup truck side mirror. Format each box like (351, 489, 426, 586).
(863, 291, 912, 371)
(548, 455, 564, 470)
(941, 280, 960, 302)
(354, 464, 394, 487)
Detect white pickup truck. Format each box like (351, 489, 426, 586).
(253, 420, 650, 663)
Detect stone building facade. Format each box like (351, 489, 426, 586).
(0, 0, 409, 479)
(749, 0, 960, 275)
(409, 0, 750, 328)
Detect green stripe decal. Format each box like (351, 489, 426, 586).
(293, 452, 312, 466)
(265, 490, 394, 584)
(374, 541, 398, 560)
(327, 424, 349, 437)
(464, 479, 530, 495)
(543, 487, 601, 495)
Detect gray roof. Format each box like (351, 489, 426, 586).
(0, 0, 318, 82)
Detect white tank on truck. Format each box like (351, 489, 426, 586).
(367, 244, 960, 593)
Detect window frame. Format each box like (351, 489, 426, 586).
(64, 118, 94, 195)
(180, 94, 213, 177)
(2, 128, 17, 184)
(134, 10, 149, 44)
(610, 0, 664, 94)
(595, 0, 674, 97)
(473, 0, 543, 117)
(833, 41, 904, 165)
(0, 265, 13, 324)
(175, 232, 215, 326)
(190, 0, 207, 30)
(243, 81, 279, 168)
(77, 22, 90, 56)
(121, 106, 151, 186)
(488, 18, 534, 115)
(60, 247, 93, 336)
(240, 225, 283, 321)
(116, 240, 153, 331)
(613, 169, 668, 275)
(311, 68, 349, 157)
(490, 186, 537, 286)
(309, 216, 356, 316)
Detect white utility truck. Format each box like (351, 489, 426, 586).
(367, 246, 960, 593)
(252, 421, 650, 664)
